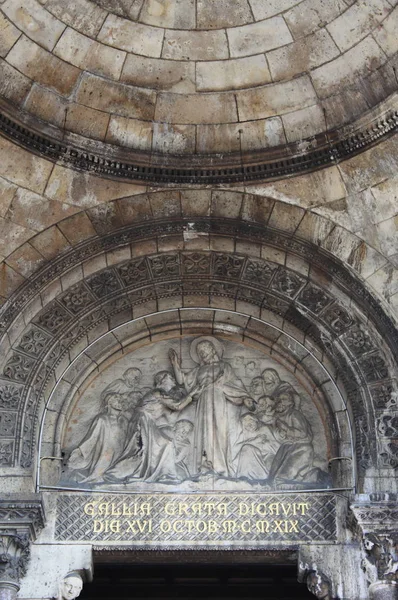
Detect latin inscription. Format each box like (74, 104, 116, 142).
(55, 493, 337, 546)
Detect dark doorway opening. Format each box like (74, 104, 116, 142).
(80, 563, 314, 599)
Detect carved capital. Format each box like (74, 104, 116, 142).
(351, 497, 398, 586)
(0, 533, 30, 585)
(0, 497, 45, 592)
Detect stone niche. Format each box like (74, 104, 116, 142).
(59, 335, 333, 494)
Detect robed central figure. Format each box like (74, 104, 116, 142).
(169, 337, 254, 478)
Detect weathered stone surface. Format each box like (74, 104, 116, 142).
(121, 55, 196, 93)
(2, 0, 65, 51)
(98, 14, 164, 57)
(0, 59, 32, 104)
(196, 55, 271, 92)
(327, 0, 392, 52)
(197, 0, 253, 28)
(227, 17, 293, 57)
(76, 73, 156, 120)
(140, 0, 195, 28)
(162, 29, 229, 61)
(285, 0, 350, 39)
(44, 0, 107, 36)
(7, 35, 80, 96)
(65, 103, 110, 141)
(106, 116, 153, 151)
(0, 12, 21, 57)
(267, 29, 340, 81)
(54, 28, 126, 80)
(237, 76, 317, 120)
(311, 36, 387, 98)
(0, 137, 53, 194)
(155, 92, 237, 124)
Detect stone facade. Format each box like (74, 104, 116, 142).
(0, 1, 397, 599)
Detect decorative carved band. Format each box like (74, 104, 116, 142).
(0, 107, 397, 185)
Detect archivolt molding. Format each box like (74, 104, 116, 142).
(0, 218, 396, 484)
(0, 98, 397, 185)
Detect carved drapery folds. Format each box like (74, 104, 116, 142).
(0, 498, 45, 599)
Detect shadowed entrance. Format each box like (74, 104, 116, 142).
(80, 563, 314, 599)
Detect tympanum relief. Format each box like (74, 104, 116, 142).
(61, 337, 332, 492)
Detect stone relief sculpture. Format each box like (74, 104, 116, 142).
(56, 572, 83, 600)
(63, 336, 331, 491)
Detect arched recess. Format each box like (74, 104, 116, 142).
(0, 192, 396, 495)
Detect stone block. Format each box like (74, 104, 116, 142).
(30, 225, 71, 259)
(45, 164, 146, 208)
(86, 202, 124, 234)
(0, 137, 53, 194)
(181, 189, 211, 217)
(140, 0, 195, 28)
(148, 190, 181, 218)
(197, 0, 252, 28)
(76, 73, 156, 120)
(152, 122, 196, 154)
(44, 0, 107, 36)
(155, 91, 237, 124)
(65, 103, 110, 141)
(327, 0, 392, 52)
(211, 190, 243, 218)
(5, 242, 45, 277)
(268, 201, 305, 233)
(54, 27, 126, 80)
(6, 188, 78, 232)
(282, 104, 326, 143)
(239, 117, 286, 151)
(227, 17, 293, 57)
(196, 123, 241, 153)
(0, 58, 32, 104)
(246, 166, 347, 209)
(339, 136, 398, 194)
(0, 217, 34, 257)
(57, 212, 97, 244)
(237, 75, 317, 120)
(117, 194, 153, 224)
(2, 0, 65, 51)
(374, 5, 398, 56)
(0, 177, 16, 217)
(121, 54, 195, 93)
(98, 13, 164, 57)
(241, 194, 274, 224)
(0, 12, 21, 57)
(311, 36, 387, 98)
(0, 262, 25, 297)
(249, 0, 301, 20)
(106, 115, 153, 150)
(295, 212, 335, 245)
(196, 55, 271, 92)
(7, 35, 80, 96)
(24, 84, 68, 128)
(284, 0, 348, 39)
(267, 29, 340, 81)
(162, 29, 228, 61)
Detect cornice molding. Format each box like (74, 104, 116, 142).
(0, 100, 397, 185)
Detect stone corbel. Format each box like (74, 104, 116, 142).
(0, 497, 45, 600)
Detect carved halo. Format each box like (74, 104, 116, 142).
(190, 336, 224, 364)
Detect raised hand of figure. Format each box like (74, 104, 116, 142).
(169, 348, 180, 366)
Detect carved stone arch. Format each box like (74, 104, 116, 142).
(0, 209, 395, 496)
